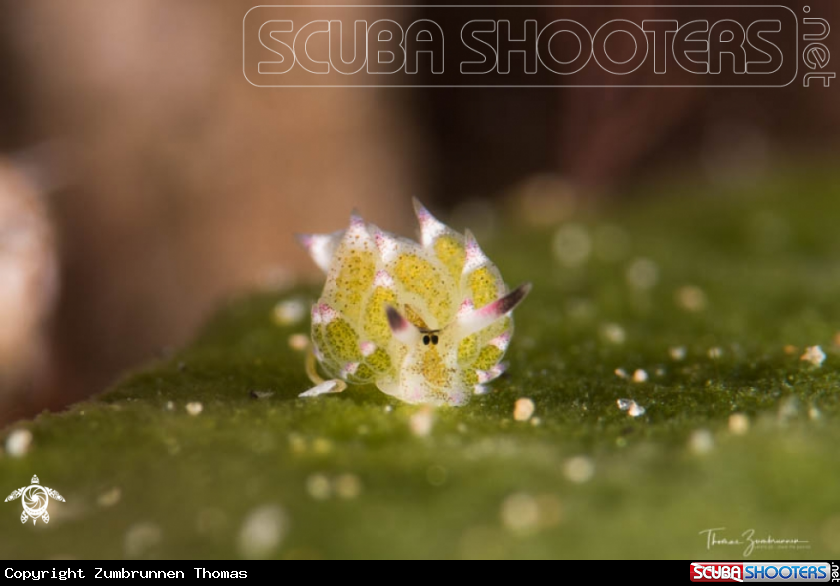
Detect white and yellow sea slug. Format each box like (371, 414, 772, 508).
(297, 199, 531, 406)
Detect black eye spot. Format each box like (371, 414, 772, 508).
(423, 335, 430, 345)
(431, 335, 439, 345)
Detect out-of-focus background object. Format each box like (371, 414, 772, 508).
(0, 158, 58, 405)
(0, 0, 421, 423)
(0, 0, 837, 425)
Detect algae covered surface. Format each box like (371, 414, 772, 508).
(2, 168, 840, 559)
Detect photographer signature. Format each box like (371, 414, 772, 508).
(699, 527, 810, 557)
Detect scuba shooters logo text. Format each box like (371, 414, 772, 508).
(691, 562, 835, 583)
(243, 5, 834, 87)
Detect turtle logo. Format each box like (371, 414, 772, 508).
(4, 475, 65, 525)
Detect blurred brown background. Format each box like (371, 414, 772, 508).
(0, 0, 837, 426)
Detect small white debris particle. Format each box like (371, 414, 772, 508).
(601, 323, 626, 345)
(500, 493, 540, 535)
(409, 407, 435, 437)
(564, 456, 595, 484)
(728, 413, 750, 435)
(238, 505, 288, 560)
(185, 402, 203, 416)
(165, 401, 175, 411)
(334, 474, 362, 499)
(272, 299, 306, 326)
(97, 487, 122, 508)
(513, 398, 536, 422)
(708, 347, 723, 360)
(800, 345, 826, 367)
(530, 417, 542, 427)
(615, 368, 628, 379)
(632, 369, 648, 383)
(628, 402, 646, 417)
(552, 224, 592, 268)
(626, 257, 659, 290)
(306, 474, 331, 500)
(676, 285, 707, 312)
(809, 405, 822, 421)
(616, 398, 645, 417)
(384, 405, 393, 413)
(669, 346, 687, 361)
(124, 522, 162, 559)
(288, 333, 309, 351)
(5, 429, 32, 458)
(689, 429, 714, 454)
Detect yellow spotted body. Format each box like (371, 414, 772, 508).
(299, 200, 529, 406)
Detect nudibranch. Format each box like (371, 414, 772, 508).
(297, 199, 531, 406)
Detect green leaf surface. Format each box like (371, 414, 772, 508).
(2, 167, 840, 559)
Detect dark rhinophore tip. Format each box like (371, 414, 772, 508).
(495, 282, 532, 316)
(386, 305, 408, 333)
